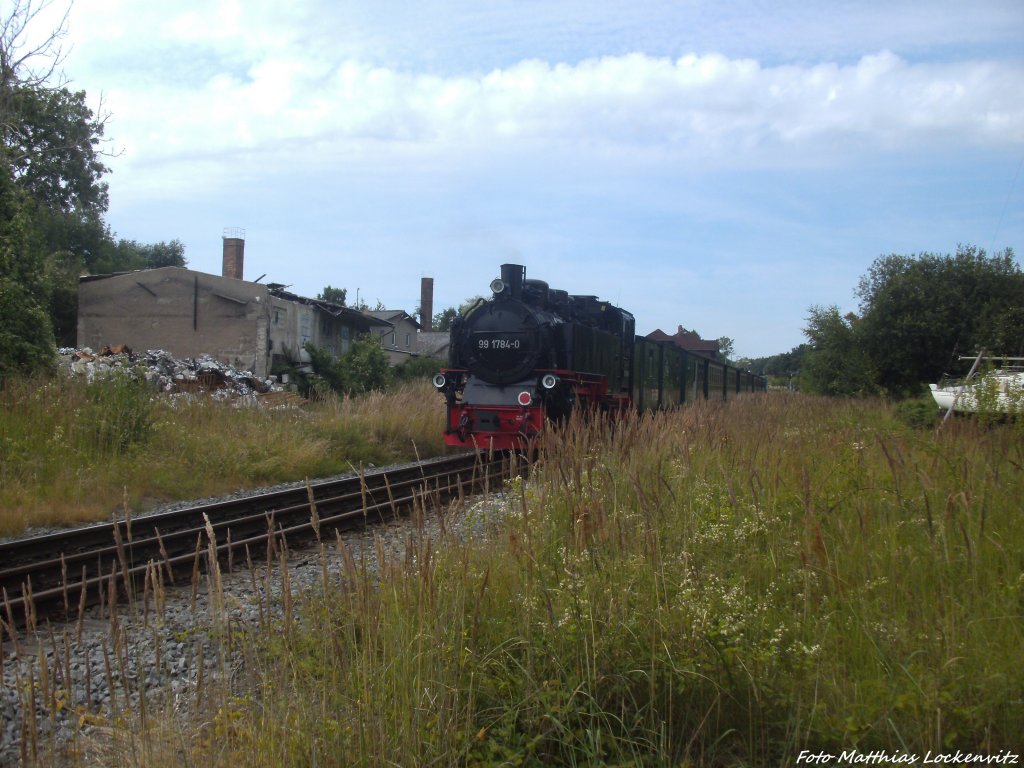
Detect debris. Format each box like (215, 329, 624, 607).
(57, 348, 304, 406)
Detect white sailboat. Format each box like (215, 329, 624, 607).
(929, 353, 1024, 415)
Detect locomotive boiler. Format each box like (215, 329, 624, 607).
(434, 263, 767, 450)
(433, 264, 635, 449)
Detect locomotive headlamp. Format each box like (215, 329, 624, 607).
(541, 374, 559, 390)
(432, 373, 447, 390)
(489, 278, 506, 295)
(517, 391, 533, 406)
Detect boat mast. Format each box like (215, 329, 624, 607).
(941, 349, 986, 426)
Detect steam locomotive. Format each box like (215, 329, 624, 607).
(433, 264, 765, 450)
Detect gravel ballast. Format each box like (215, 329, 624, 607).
(0, 472, 516, 766)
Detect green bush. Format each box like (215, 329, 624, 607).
(895, 396, 939, 428)
(304, 337, 392, 397)
(81, 369, 155, 454)
(393, 355, 444, 382)
(0, 277, 56, 381)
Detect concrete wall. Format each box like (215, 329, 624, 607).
(267, 295, 313, 366)
(79, 267, 394, 379)
(78, 267, 271, 376)
(266, 298, 363, 369)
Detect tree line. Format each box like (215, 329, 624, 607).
(750, 245, 1023, 397)
(1, 1, 185, 380)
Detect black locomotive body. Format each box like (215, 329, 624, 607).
(434, 264, 765, 450)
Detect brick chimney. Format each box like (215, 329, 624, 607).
(222, 227, 245, 280)
(420, 277, 434, 331)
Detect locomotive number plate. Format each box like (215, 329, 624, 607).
(478, 338, 519, 349)
(475, 333, 526, 350)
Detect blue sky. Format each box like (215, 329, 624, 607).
(44, 0, 1024, 358)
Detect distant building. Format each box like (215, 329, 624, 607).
(646, 325, 720, 359)
(366, 310, 450, 365)
(265, 284, 390, 370)
(78, 267, 389, 378)
(77, 233, 390, 378)
(367, 310, 421, 364)
(414, 331, 450, 362)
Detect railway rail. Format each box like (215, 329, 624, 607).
(0, 452, 515, 631)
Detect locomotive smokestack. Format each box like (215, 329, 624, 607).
(222, 227, 245, 280)
(420, 277, 434, 332)
(500, 264, 525, 299)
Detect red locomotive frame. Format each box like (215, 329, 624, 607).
(437, 367, 628, 450)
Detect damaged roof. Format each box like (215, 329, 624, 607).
(365, 309, 421, 330)
(268, 286, 392, 332)
(80, 268, 393, 333)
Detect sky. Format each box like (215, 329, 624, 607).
(29, 0, 1024, 358)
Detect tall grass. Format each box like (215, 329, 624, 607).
(86, 393, 1020, 766)
(15, 393, 1024, 765)
(0, 377, 446, 536)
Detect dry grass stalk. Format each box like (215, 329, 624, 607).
(306, 477, 321, 542)
(155, 527, 175, 585)
(245, 544, 265, 630)
(60, 553, 69, 618)
(280, 549, 293, 633)
(189, 533, 202, 612)
(20, 577, 36, 634)
(112, 511, 134, 617)
(101, 638, 116, 715)
(75, 565, 88, 643)
(203, 513, 225, 624)
(142, 559, 152, 627)
(3, 588, 19, 656)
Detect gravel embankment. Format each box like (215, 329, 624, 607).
(0, 474, 514, 766)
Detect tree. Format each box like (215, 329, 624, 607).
(716, 336, 735, 364)
(98, 238, 186, 273)
(1, 0, 73, 127)
(1, 2, 192, 361)
(432, 306, 457, 332)
(0, 168, 54, 377)
(0, 154, 56, 369)
(318, 285, 347, 306)
(128, 238, 185, 269)
(855, 245, 1024, 393)
(342, 336, 391, 393)
(303, 336, 391, 397)
(432, 297, 487, 332)
(1, 0, 113, 366)
(0, 277, 54, 379)
(348, 293, 384, 312)
(801, 305, 879, 396)
(2, 1, 110, 216)
(5, 84, 109, 214)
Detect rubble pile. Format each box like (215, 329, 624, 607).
(58, 346, 292, 403)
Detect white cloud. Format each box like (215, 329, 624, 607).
(96, 48, 1023, 187)
(42, 0, 1022, 358)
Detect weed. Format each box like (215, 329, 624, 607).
(14, 392, 1024, 764)
(0, 378, 446, 536)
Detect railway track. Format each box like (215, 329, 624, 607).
(0, 452, 515, 632)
